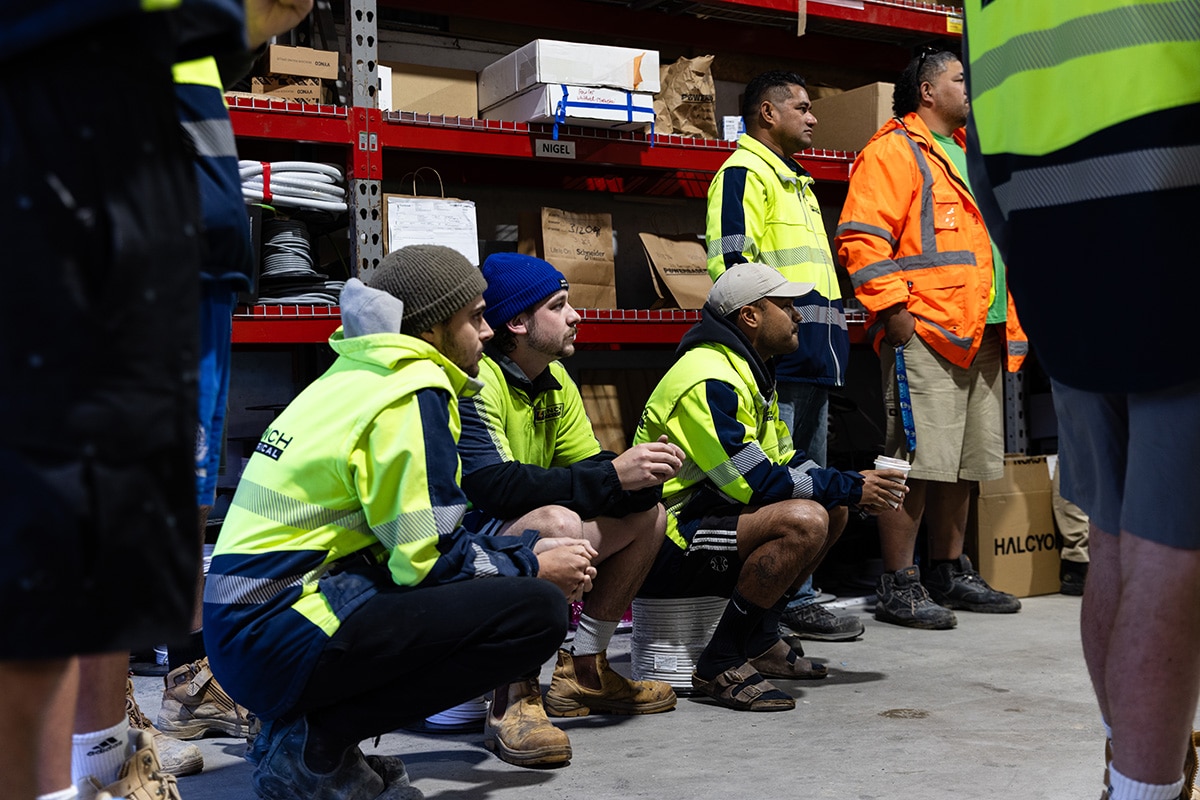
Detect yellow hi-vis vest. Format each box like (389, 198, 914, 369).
(966, 0, 1200, 157)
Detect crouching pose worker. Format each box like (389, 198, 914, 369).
(457, 253, 681, 768)
(634, 262, 907, 711)
(203, 246, 591, 800)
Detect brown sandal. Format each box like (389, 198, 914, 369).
(690, 663, 796, 712)
(749, 639, 828, 680)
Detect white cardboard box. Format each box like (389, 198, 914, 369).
(482, 83, 655, 131)
(478, 39, 659, 111)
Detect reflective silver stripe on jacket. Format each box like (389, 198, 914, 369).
(232, 480, 369, 536)
(795, 304, 848, 330)
(993, 145, 1200, 216)
(180, 117, 238, 160)
(203, 570, 310, 606)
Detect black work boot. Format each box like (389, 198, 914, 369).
(924, 555, 1022, 613)
(874, 566, 957, 629)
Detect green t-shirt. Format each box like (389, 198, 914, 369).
(932, 130, 1006, 324)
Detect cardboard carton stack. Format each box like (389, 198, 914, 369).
(966, 454, 1061, 598)
(251, 45, 338, 104)
(479, 39, 660, 131)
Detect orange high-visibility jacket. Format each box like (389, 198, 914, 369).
(835, 112, 1026, 372)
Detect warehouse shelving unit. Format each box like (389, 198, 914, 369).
(229, 0, 962, 347)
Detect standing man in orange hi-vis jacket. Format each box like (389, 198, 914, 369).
(834, 48, 1028, 631)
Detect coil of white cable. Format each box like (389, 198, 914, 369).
(239, 160, 348, 213)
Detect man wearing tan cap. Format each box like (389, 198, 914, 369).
(634, 263, 906, 711)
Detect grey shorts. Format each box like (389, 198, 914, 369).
(1053, 378, 1200, 550)
(881, 326, 1005, 483)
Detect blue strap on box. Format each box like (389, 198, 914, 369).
(553, 84, 655, 145)
(894, 343, 917, 454)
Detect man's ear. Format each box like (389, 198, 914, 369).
(506, 313, 530, 337)
(739, 304, 762, 331)
(758, 99, 776, 127)
(417, 325, 438, 345)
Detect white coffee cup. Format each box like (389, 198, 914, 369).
(873, 455, 913, 509)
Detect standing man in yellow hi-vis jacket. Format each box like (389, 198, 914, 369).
(205, 246, 592, 800)
(835, 48, 1027, 632)
(963, 3, 1200, 799)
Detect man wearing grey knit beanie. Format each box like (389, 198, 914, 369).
(204, 245, 600, 799)
(456, 252, 686, 769)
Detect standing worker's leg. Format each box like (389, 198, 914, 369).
(1058, 380, 1200, 799)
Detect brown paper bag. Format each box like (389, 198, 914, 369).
(654, 55, 718, 140)
(518, 207, 616, 309)
(638, 232, 711, 309)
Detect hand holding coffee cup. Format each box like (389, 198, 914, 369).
(864, 455, 914, 511)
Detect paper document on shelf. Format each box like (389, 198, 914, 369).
(385, 196, 480, 266)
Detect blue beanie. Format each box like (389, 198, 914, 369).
(482, 253, 569, 329)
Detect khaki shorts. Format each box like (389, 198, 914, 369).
(880, 326, 1004, 483)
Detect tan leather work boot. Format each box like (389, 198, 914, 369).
(483, 678, 571, 767)
(124, 677, 203, 776)
(544, 649, 677, 717)
(83, 731, 181, 800)
(157, 657, 257, 740)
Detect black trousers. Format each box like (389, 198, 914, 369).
(293, 576, 567, 749)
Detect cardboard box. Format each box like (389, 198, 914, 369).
(250, 76, 330, 104)
(967, 454, 1061, 598)
(483, 84, 654, 131)
(810, 82, 894, 153)
(379, 62, 478, 117)
(478, 39, 659, 111)
(264, 45, 339, 80)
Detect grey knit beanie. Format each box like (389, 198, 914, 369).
(367, 245, 487, 336)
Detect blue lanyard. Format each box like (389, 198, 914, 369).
(895, 344, 917, 454)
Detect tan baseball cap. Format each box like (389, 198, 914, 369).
(708, 262, 816, 317)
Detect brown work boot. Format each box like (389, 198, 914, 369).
(124, 677, 203, 776)
(483, 678, 572, 767)
(157, 657, 258, 740)
(544, 649, 676, 717)
(86, 730, 181, 800)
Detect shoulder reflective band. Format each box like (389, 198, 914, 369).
(895, 344, 917, 454)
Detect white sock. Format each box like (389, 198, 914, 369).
(37, 788, 79, 800)
(1104, 719, 1114, 741)
(1109, 764, 1185, 800)
(570, 614, 618, 656)
(71, 719, 130, 789)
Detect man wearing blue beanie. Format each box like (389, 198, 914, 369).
(459, 252, 685, 768)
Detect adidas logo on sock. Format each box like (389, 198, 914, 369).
(85, 736, 124, 757)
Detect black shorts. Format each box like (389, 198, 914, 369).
(639, 503, 744, 599)
(0, 16, 202, 658)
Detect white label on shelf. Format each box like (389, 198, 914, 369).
(535, 139, 577, 160)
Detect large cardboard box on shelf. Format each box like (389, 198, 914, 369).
(264, 44, 339, 80)
(378, 62, 478, 117)
(809, 82, 894, 153)
(478, 39, 659, 111)
(250, 76, 330, 104)
(966, 454, 1061, 598)
(482, 84, 654, 131)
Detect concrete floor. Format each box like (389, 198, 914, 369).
(130, 593, 1193, 800)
